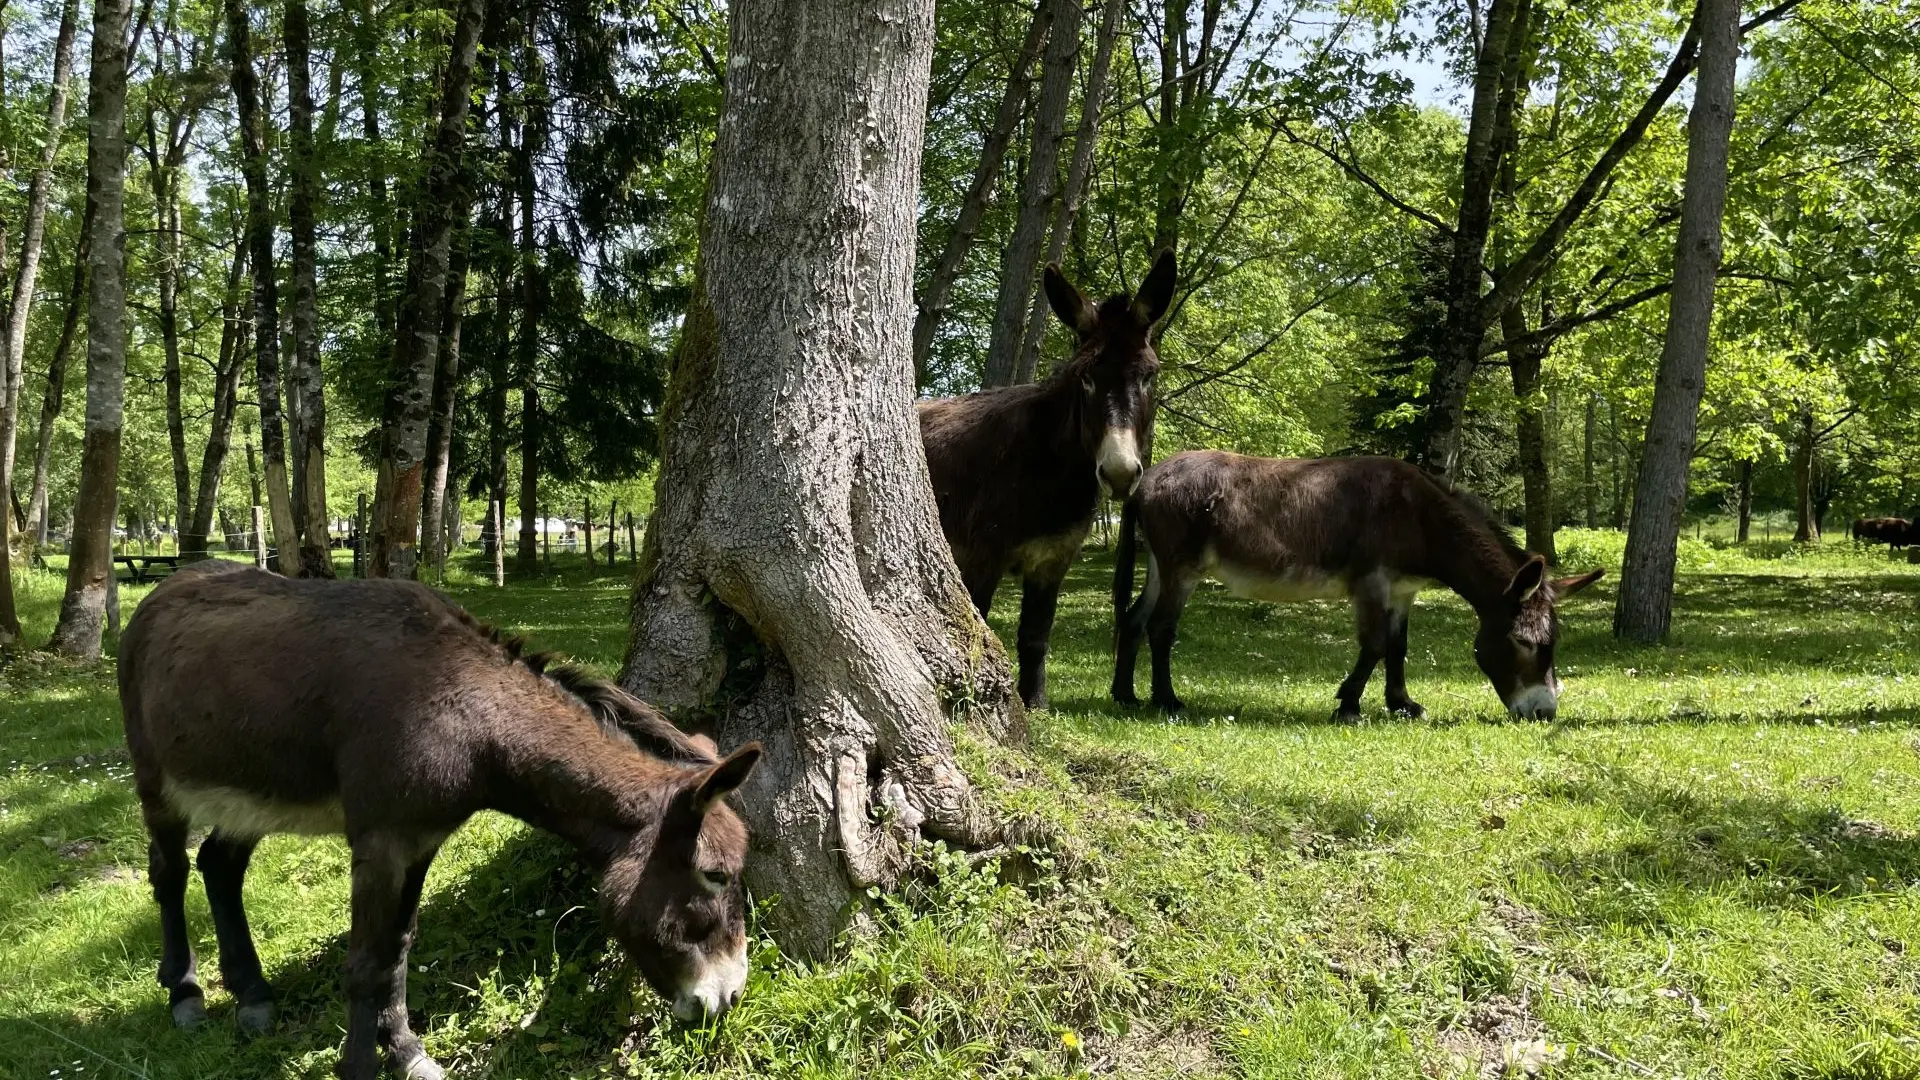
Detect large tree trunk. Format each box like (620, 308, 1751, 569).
(1503, 300, 1556, 561)
(184, 244, 251, 560)
(27, 202, 91, 547)
(0, 0, 79, 644)
(354, 0, 396, 342)
(1012, 0, 1123, 385)
(287, 0, 333, 576)
(1735, 458, 1753, 543)
(1582, 392, 1598, 528)
(49, 0, 132, 658)
(369, 0, 486, 580)
(619, 0, 1021, 957)
(1792, 409, 1817, 543)
(420, 221, 469, 575)
(1419, 0, 1533, 474)
(1613, 0, 1740, 643)
(514, 47, 545, 574)
(226, 0, 300, 575)
(981, 0, 1079, 388)
(909, 0, 1049, 381)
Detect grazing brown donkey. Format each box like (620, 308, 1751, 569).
(1113, 452, 1604, 720)
(120, 561, 760, 1080)
(920, 252, 1175, 708)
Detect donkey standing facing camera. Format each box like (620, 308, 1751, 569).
(119, 561, 760, 1080)
(920, 252, 1175, 709)
(1113, 452, 1604, 720)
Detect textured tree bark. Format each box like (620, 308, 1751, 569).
(514, 49, 546, 574)
(0, 0, 77, 641)
(909, 0, 1050, 380)
(354, 0, 396, 342)
(620, 0, 1021, 957)
(1503, 300, 1556, 562)
(1613, 0, 1740, 643)
(48, 0, 131, 658)
(0, 0, 79, 556)
(1013, 0, 1123, 385)
(421, 221, 470, 575)
(287, 0, 334, 576)
(225, 0, 299, 575)
(370, 0, 486, 580)
(1582, 392, 1598, 528)
(26, 206, 89, 547)
(1735, 458, 1753, 543)
(982, 0, 1080, 388)
(1419, 0, 1530, 474)
(184, 244, 251, 561)
(1792, 410, 1817, 543)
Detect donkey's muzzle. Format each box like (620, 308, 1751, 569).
(1097, 427, 1144, 498)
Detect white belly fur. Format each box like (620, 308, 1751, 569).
(1011, 524, 1091, 577)
(164, 779, 346, 839)
(1204, 549, 1430, 607)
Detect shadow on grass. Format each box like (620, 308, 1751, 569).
(0, 827, 652, 1079)
(1529, 752, 1920, 925)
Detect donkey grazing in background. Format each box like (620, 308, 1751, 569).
(920, 251, 1175, 709)
(1113, 452, 1604, 720)
(120, 562, 760, 1080)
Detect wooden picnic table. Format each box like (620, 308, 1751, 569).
(115, 554, 183, 584)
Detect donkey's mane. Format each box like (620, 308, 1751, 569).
(441, 601, 718, 767)
(1419, 469, 1529, 568)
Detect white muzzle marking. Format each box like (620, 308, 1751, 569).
(1509, 684, 1558, 719)
(1096, 426, 1143, 498)
(672, 939, 748, 1023)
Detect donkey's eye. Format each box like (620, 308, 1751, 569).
(701, 870, 732, 890)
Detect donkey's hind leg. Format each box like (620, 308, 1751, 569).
(142, 804, 207, 1027)
(340, 832, 444, 1080)
(1146, 570, 1197, 713)
(1335, 577, 1393, 722)
(198, 829, 275, 1034)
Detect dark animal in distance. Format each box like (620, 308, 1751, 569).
(119, 562, 760, 1080)
(920, 252, 1175, 709)
(1113, 452, 1604, 720)
(1851, 516, 1914, 550)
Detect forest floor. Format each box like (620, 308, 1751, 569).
(2, 530, 1917, 1079)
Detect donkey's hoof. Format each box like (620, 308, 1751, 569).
(1331, 705, 1363, 724)
(1388, 701, 1427, 721)
(1151, 693, 1185, 714)
(1022, 692, 1050, 712)
(171, 996, 209, 1029)
(396, 1052, 446, 1080)
(1111, 686, 1141, 707)
(236, 1000, 276, 1036)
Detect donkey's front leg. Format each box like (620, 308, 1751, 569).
(1016, 571, 1066, 710)
(1381, 603, 1425, 719)
(340, 834, 443, 1080)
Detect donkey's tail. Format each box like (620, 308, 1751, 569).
(1113, 496, 1141, 631)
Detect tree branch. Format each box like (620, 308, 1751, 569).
(1274, 117, 1452, 234)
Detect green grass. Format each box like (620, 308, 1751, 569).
(2, 531, 1918, 1078)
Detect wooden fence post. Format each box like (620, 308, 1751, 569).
(625, 510, 637, 569)
(584, 497, 595, 569)
(252, 505, 268, 570)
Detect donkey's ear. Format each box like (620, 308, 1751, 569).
(1044, 264, 1097, 338)
(1505, 555, 1549, 604)
(692, 743, 761, 813)
(1552, 568, 1605, 598)
(1131, 250, 1177, 326)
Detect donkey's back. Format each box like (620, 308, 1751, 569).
(120, 561, 496, 838)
